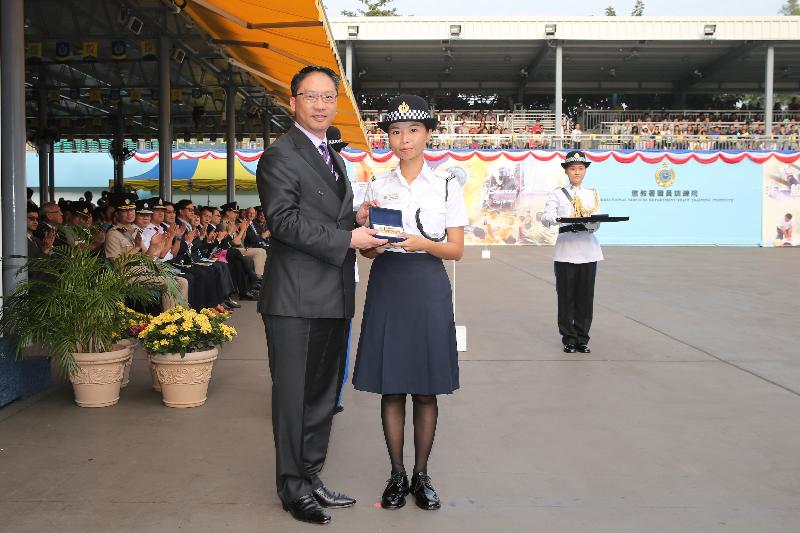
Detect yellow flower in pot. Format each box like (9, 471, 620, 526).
(138, 306, 236, 408)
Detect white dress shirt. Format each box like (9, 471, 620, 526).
(541, 185, 604, 264)
(367, 163, 469, 254)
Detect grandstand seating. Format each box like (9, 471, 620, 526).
(35, 109, 800, 153)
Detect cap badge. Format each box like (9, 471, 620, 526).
(398, 101, 410, 114)
(124, 199, 131, 205)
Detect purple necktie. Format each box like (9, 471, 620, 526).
(318, 142, 338, 180)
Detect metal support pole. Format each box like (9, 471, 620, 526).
(114, 106, 125, 192)
(37, 69, 50, 204)
(158, 35, 173, 201)
(1, 0, 28, 295)
(345, 40, 353, 85)
(555, 43, 563, 148)
(765, 45, 775, 141)
(48, 142, 55, 202)
(226, 85, 236, 203)
(263, 111, 272, 148)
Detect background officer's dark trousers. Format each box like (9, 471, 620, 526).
(554, 261, 597, 346)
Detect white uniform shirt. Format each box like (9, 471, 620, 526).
(540, 185, 604, 264)
(367, 163, 469, 254)
(139, 222, 173, 261)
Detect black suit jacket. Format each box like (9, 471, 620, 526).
(256, 126, 356, 319)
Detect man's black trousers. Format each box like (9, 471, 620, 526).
(262, 315, 348, 504)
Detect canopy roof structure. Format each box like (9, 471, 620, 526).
(186, 0, 367, 148)
(23, 0, 367, 149)
(331, 17, 800, 100)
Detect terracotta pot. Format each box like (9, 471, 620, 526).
(69, 345, 131, 407)
(148, 355, 161, 392)
(150, 348, 218, 408)
(117, 338, 138, 389)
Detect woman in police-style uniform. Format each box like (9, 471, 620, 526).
(353, 95, 468, 511)
(540, 151, 603, 354)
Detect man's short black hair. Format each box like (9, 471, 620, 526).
(175, 199, 194, 212)
(199, 205, 215, 214)
(290, 66, 340, 97)
(787, 213, 793, 220)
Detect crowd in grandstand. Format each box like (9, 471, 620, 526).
(363, 107, 800, 151)
(26, 188, 269, 314)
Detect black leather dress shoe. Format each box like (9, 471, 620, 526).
(312, 485, 356, 508)
(223, 297, 241, 309)
(576, 344, 591, 353)
(410, 472, 441, 510)
(240, 289, 259, 300)
(381, 472, 410, 509)
(563, 344, 577, 353)
(282, 494, 331, 524)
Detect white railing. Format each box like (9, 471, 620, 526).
(582, 109, 800, 131)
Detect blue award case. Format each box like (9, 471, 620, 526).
(369, 206, 405, 243)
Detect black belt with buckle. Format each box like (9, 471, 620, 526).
(559, 224, 588, 234)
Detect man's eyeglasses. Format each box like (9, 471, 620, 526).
(295, 92, 338, 104)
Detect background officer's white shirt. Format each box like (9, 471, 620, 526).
(541, 185, 604, 264)
(140, 222, 173, 261)
(367, 163, 469, 253)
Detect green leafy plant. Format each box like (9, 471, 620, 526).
(0, 246, 184, 376)
(138, 306, 236, 356)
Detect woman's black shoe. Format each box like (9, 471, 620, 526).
(381, 472, 410, 509)
(576, 344, 591, 353)
(410, 472, 441, 510)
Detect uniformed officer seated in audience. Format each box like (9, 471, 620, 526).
(103, 192, 186, 311)
(63, 201, 106, 254)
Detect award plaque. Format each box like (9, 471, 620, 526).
(558, 214, 630, 223)
(369, 206, 405, 242)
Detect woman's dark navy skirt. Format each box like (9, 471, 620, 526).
(353, 252, 459, 395)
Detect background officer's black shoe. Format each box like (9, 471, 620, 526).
(223, 297, 240, 309)
(240, 289, 260, 300)
(381, 472, 409, 509)
(282, 494, 331, 524)
(312, 485, 356, 508)
(576, 344, 591, 353)
(410, 472, 441, 510)
(563, 344, 577, 353)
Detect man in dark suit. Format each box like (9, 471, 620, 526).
(256, 65, 385, 525)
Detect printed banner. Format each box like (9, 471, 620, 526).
(340, 150, 791, 246)
(762, 159, 800, 246)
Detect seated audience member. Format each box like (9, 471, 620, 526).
(35, 201, 69, 248)
(63, 201, 105, 254)
(27, 205, 53, 258)
(221, 202, 266, 278)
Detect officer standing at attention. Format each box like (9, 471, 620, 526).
(541, 151, 603, 354)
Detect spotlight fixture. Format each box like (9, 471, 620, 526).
(347, 25, 359, 38)
(544, 24, 557, 37)
(692, 67, 703, 79)
(519, 67, 529, 78)
(703, 24, 716, 36)
(442, 66, 453, 74)
(357, 67, 369, 78)
(450, 25, 462, 38)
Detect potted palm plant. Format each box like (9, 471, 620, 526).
(139, 306, 236, 408)
(0, 246, 182, 407)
